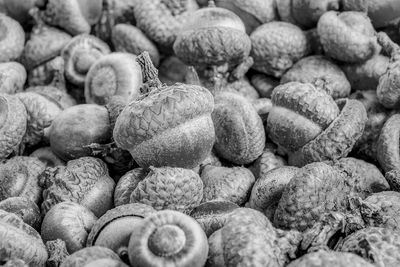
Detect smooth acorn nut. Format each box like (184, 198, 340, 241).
(129, 167, 203, 213)
(62, 34, 111, 87)
(277, 0, 340, 29)
(0, 94, 27, 160)
(215, 0, 276, 34)
(134, 0, 198, 51)
(128, 210, 209, 267)
(40, 157, 115, 217)
(0, 211, 48, 266)
(112, 24, 160, 67)
(114, 52, 215, 169)
(83, 259, 128, 267)
(39, 0, 103, 36)
(49, 104, 112, 161)
(0, 197, 41, 230)
(201, 165, 255, 205)
(190, 200, 239, 237)
(267, 82, 339, 153)
(317, 11, 379, 63)
(114, 168, 148, 207)
(281, 55, 351, 99)
(287, 98, 367, 166)
(30, 147, 65, 168)
(250, 21, 310, 78)
(87, 203, 155, 261)
(248, 166, 299, 220)
(60, 246, 120, 267)
(0, 13, 24, 62)
(212, 91, 265, 165)
(342, 54, 389, 92)
(173, 3, 251, 69)
(85, 52, 142, 105)
(0, 62, 27, 94)
(41, 202, 97, 254)
(2, 0, 42, 25)
(0, 156, 45, 205)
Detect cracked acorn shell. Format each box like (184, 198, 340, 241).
(41, 202, 97, 254)
(0, 94, 27, 160)
(201, 165, 255, 205)
(250, 21, 310, 78)
(288, 98, 367, 166)
(0, 62, 27, 94)
(86, 203, 155, 260)
(40, 157, 115, 217)
(134, 0, 198, 51)
(212, 91, 265, 165)
(267, 81, 340, 153)
(0, 13, 24, 62)
(190, 200, 239, 237)
(317, 11, 379, 63)
(277, 0, 340, 29)
(62, 34, 111, 87)
(85, 52, 142, 105)
(39, 0, 103, 36)
(112, 24, 160, 67)
(215, 0, 276, 34)
(336, 227, 400, 266)
(273, 161, 384, 231)
(0, 197, 41, 230)
(173, 4, 251, 69)
(287, 250, 374, 267)
(128, 210, 208, 267)
(0, 211, 48, 267)
(129, 167, 203, 213)
(49, 104, 111, 161)
(341, 54, 389, 92)
(280, 55, 351, 99)
(60, 246, 120, 267)
(0, 156, 45, 205)
(377, 114, 400, 173)
(248, 166, 299, 221)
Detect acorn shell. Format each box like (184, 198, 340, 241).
(40, 0, 102, 36)
(250, 21, 310, 78)
(114, 83, 215, 169)
(0, 13, 25, 62)
(288, 98, 367, 166)
(128, 210, 209, 267)
(336, 227, 400, 266)
(41, 202, 97, 254)
(0, 93, 27, 160)
(83, 259, 128, 267)
(26, 85, 76, 110)
(267, 82, 339, 152)
(281, 55, 351, 99)
(85, 52, 142, 105)
(114, 168, 148, 207)
(0, 62, 27, 94)
(317, 11, 378, 63)
(129, 167, 203, 213)
(377, 114, 400, 173)
(212, 91, 265, 165)
(49, 104, 111, 161)
(112, 24, 160, 67)
(0, 156, 45, 205)
(40, 157, 115, 217)
(201, 165, 255, 205)
(248, 166, 299, 220)
(173, 6, 251, 69)
(86, 203, 155, 258)
(134, 0, 198, 51)
(27, 56, 65, 87)
(0, 197, 41, 230)
(62, 34, 111, 87)
(60, 246, 120, 267)
(16, 91, 63, 147)
(0, 211, 48, 267)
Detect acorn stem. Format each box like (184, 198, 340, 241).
(229, 57, 254, 82)
(46, 239, 69, 267)
(136, 52, 163, 94)
(49, 57, 67, 92)
(208, 0, 216, 7)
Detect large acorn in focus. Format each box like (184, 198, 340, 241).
(114, 52, 215, 169)
(173, 0, 251, 71)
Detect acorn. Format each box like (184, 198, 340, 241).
(60, 246, 120, 267)
(0, 13, 25, 62)
(0, 62, 27, 94)
(30, 147, 65, 168)
(0, 197, 41, 230)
